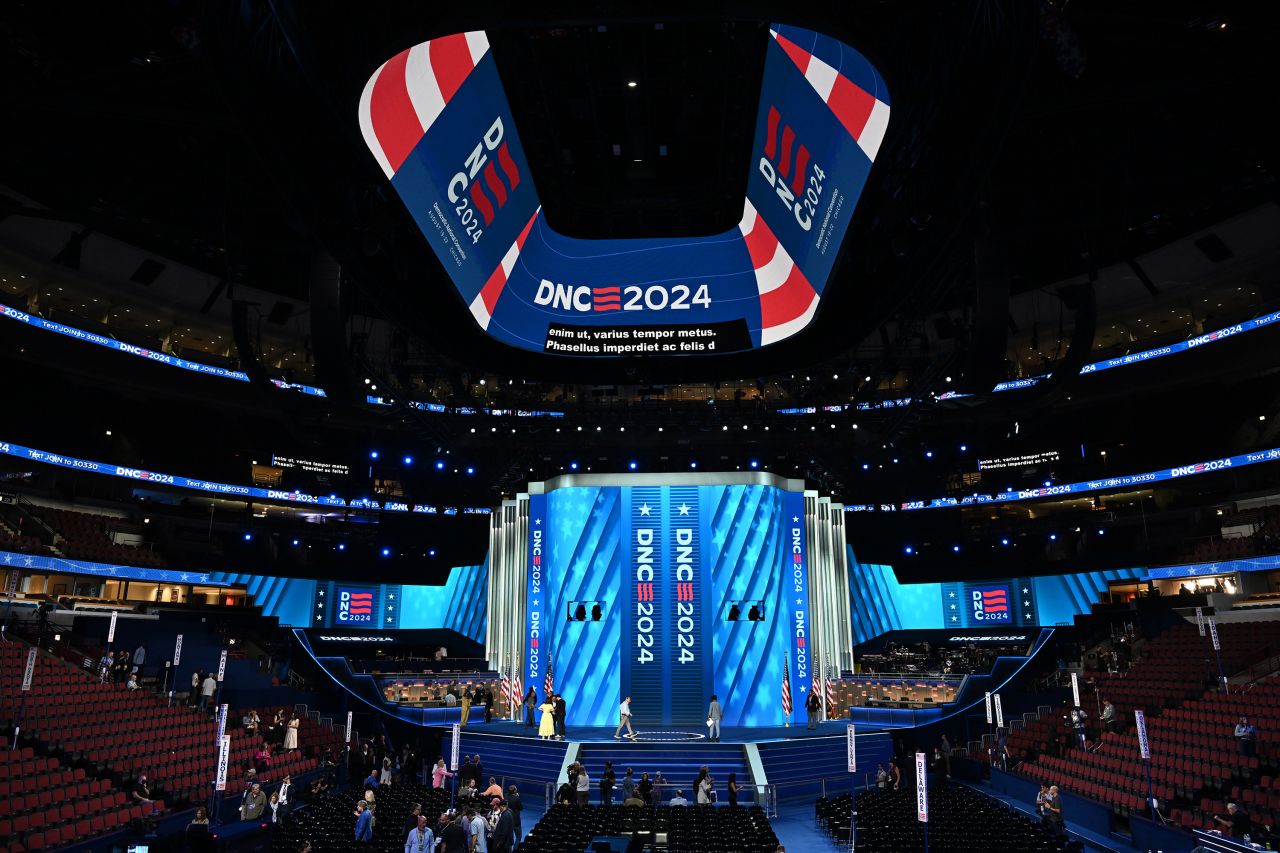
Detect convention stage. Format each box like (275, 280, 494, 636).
(472, 718, 892, 742)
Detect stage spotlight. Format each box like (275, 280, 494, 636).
(1001, 538, 1009, 546)
(436, 460, 445, 470)
(370, 450, 379, 459)
(960, 444, 968, 451)
(628, 461, 638, 470)
(747, 604, 762, 622)
(292, 539, 299, 547)
(466, 466, 475, 475)
(861, 463, 869, 470)
(749, 460, 759, 469)
(727, 603, 741, 622)
(570, 462, 579, 471)
(925, 451, 933, 458)
(338, 543, 346, 551)
(243, 533, 252, 541)
(690, 461, 698, 469)
(404, 456, 413, 465)
(1097, 529, 1104, 536)
(591, 602, 602, 621)
(952, 545, 960, 553)
(574, 603, 588, 622)
(904, 546, 913, 555)
(1049, 534, 1057, 541)
(381, 547, 391, 557)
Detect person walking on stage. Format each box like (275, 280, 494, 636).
(614, 696, 636, 739)
(707, 694, 723, 742)
(538, 695, 556, 740)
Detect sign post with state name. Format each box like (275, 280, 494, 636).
(450, 722, 461, 811)
(1195, 606, 1205, 636)
(1207, 617, 1226, 691)
(847, 724, 857, 852)
(916, 751, 929, 853)
(1135, 709, 1156, 821)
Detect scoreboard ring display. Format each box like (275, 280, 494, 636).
(359, 24, 889, 356)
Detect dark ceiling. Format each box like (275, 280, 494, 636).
(0, 1, 1274, 387)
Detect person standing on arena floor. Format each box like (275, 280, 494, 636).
(240, 782, 266, 822)
(466, 807, 488, 852)
(489, 799, 515, 853)
(1035, 783, 1050, 824)
(622, 767, 635, 801)
(600, 761, 616, 805)
(505, 785, 523, 841)
(614, 696, 636, 739)
(1043, 785, 1064, 836)
(707, 694, 723, 742)
(887, 759, 901, 791)
(637, 772, 653, 805)
(439, 812, 467, 853)
(576, 765, 591, 806)
(284, 713, 300, 751)
(354, 800, 372, 842)
(432, 758, 453, 789)
(554, 693, 567, 739)
(404, 814, 434, 853)
(199, 670, 216, 711)
(460, 688, 472, 727)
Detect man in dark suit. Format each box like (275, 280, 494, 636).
(553, 693, 567, 740)
(489, 800, 515, 853)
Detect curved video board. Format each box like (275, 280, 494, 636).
(359, 25, 889, 356)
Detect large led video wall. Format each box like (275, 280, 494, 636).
(359, 25, 889, 355)
(520, 483, 818, 727)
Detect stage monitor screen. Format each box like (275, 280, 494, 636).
(359, 24, 889, 356)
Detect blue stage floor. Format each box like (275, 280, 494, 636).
(463, 718, 900, 742)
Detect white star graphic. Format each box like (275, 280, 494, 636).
(532, 600, 539, 606)
(639, 504, 651, 516)
(948, 592, 955, 598)
(388, 594, 396, 600)
(949, 604, 956, 611)
(319, 590, 325, 596)
(792, 516, 800, 523)
(23, 557, 33, 566)
(796, 598, 803, 605)
(1024, 613, 1032, 619)
(2, 554, 11, 564)
(179, 573, 189, 582)
(535, 518, 542, 525)
(1022, 588, 1029, 594)
(677, 503, 691, 516)
(950, 616, 958, 622)
(1024, 600, 1030, 607)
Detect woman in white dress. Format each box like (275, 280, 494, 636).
(283, 715, 300, 751)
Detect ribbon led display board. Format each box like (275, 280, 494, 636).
(359, 25, 889, 355)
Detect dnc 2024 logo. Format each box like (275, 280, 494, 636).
(336, 588, 375, 624)
(971, 586, 1010, 623)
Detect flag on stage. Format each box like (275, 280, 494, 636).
(544, 657, 554, 698)
(825, 654, 837, 715)
(782, 654, 793, 718)
(512, 665, 523, 710)
(500, 657, 513, 708)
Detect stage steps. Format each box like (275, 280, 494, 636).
(575, 741, 752, 803)
(444, 730, 570, 788)
(756, 731, 893, 799)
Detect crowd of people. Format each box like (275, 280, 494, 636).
(547, 761, 746, 809)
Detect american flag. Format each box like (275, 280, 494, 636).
(825, 654, 837, 713)
(512, 666, 523, 710)
(544, 657, 554, 698)
(782, 654, 793, 717)
(499, 657, 513, 708)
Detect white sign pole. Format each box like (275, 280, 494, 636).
(1070, 672, 1080, 708)
(994, 693, 1004, 729)
(346, 711, 354, 743)
(1195, 607, 1205, 636)
(846, 724, 857, 772)
(915, 751, 929, 823)
(450, 722, 461, 771)
(984, 691, 992, 725)
(216, 649, 228, 681)
(22, 648, 37, 692)
(173, 634, 184, 667)
(216, 703, 228, 745)
(1135, 709, 1156, 819)
(215, 735, 231, 791)
(1208, 617, 1221, 651)
(107, 610, 118, 644)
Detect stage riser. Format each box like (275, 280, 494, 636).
(445, 731, 570, 786)
(757, 732, 893, 797)
(576, 742, 752, 798)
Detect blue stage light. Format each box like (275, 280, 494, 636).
(925, 451, 933, 458)
(1049, 533, 1057, 541)
(904, 546, 913, 555)
(404, 456, 413, 465)
(381, 547, 391, 557)
(749, 460, 759, 469)
(291, 539, 299, 546)
(960, 444, 968, 451)
(243, 533, 252, 541)
(628, 461, 638, 470)
(861, 463, 869, 470)
(570, 462, 579, 471)
(428, 549, 437, 557)
(436, 460, 445, 470)
(1043, 480, 1051, 487)
(338, 543, 346, 551)
(1001, 538, 1009, 546)
(1097, 529, 1105, 536)
(466, 466, 475, 475)
(370, 450, 379, 459)
(690, 461, 698, 469)
(952, 544, 960, 552)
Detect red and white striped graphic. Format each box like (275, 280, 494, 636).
(358, 32, 492, 179)
(769, 29, 890, 162)
(468, 208, 541, 330)
(738, 198, 819, 346)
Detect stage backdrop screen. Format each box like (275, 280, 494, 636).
(524, 483, 813, 727)
(359, 25, 889, 356)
